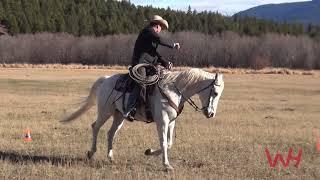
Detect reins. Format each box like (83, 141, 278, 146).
(173, 80, 219, 112)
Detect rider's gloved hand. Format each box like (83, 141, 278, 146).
(173, 43, 180, 50)
(167, 61, 173, 70)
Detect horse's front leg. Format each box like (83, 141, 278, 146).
(156, 117, 173, 171)
(144, 121, 176, 156)
(167, 120, 176, 149)
(145, 120, 175, 155)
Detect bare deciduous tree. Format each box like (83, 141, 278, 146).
(0, 32, 319, 69)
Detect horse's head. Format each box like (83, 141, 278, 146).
(163, 69, 224, 119)
(198, 73, 224, 118)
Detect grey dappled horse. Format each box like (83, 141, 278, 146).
(61, 68, 224, 170)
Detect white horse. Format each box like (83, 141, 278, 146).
(61, 68, 224, 170)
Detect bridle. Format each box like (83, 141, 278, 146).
(174, 77, 221, 112)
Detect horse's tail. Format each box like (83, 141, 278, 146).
(60, 77, 105, 123)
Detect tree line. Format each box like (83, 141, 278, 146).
(1, 32, 319, 69)
(0, 0, 320, 38)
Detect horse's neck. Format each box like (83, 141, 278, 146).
(179, 80, 207, 102)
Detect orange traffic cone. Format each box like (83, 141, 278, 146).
(24, 129, 32, 142)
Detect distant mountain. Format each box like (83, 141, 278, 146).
(235, 0, 320, 25)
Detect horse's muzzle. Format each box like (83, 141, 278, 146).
(204, 110, 215, 118)
(207, 112, 214, 118)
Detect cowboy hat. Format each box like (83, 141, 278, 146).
(150, 15, 169, 30)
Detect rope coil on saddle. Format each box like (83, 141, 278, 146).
(129, 63, 160, 85)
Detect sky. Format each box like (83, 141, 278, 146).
(130, 0, 310, 15)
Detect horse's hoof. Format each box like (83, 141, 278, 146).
(165, 164, 174, 172)
(108, 156, 114, 163)
(86, 151, 94, 159)
(145, 148, 152, 156)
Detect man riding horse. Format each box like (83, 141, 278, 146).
(124, 15, 181, 121)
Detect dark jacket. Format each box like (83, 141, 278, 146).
(132, 26, 174, 66)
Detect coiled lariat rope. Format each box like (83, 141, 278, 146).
(129, 63, 160, 85)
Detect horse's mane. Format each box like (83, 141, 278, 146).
(160, 68, 215, 91)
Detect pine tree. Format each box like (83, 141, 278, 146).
(7, 14, 19, 34)
(78, 4, 94, 35)
(0, 0, 319, 37)
(65, 0, 79, 35)
(19, 13, 31, 33)
(0, 1, 4, 20)
(135, 7, 145, 30)
(94, 15, 106, 36)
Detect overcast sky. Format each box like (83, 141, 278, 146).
(130, 0, 310, 15)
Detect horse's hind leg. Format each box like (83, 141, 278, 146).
(87, 112, 112, 159)
(107, 110, 124, 161)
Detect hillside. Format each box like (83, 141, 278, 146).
(236, 0, 320, 25)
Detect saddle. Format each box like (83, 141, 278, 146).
(114, 64, 163, 122)
(115, 64, 161, 92)
(114, 74, 135, 93)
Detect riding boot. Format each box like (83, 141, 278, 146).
(145, 87, 153, 122)
(145, 108, 153, 123)
(123, 84, 139, 122)
(138, 66, 153, 122)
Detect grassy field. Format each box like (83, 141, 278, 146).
(0, 68, 319, 179)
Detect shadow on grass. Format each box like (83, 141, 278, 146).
(0, 150, 109, 168)
(0, 150, 184, 171)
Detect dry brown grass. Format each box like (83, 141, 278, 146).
(0, 68, 319, 179)
(1, 63, 319, 76)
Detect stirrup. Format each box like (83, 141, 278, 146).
(123, 112, 134, 122)
(123, 109, 136, 122)
(125, 115, 135, 122)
